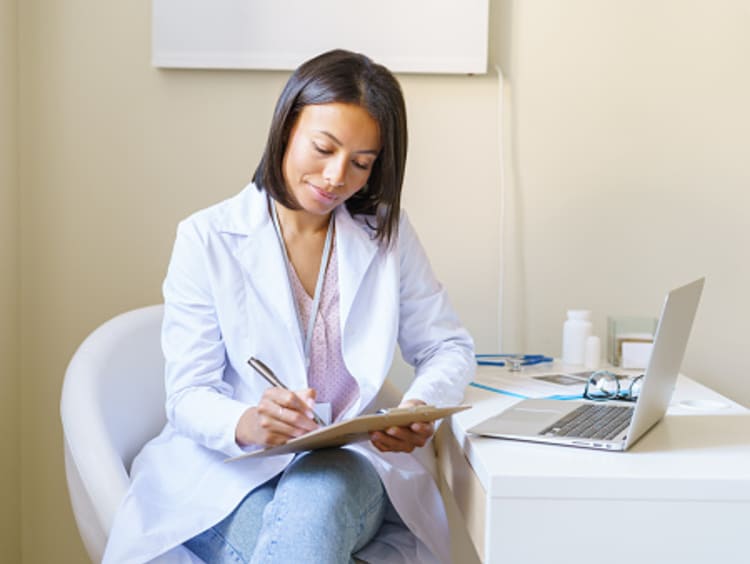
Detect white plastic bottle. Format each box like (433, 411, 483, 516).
(584, 335, 601, 369)
(562, 310, 593, 365)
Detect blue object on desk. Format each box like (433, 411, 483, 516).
(469, 381, 582, 401)
(475, 354, 554, 367)
(472, 354, 580, 400)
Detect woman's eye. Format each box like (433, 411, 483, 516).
(312, 143, 332, 155)
(353, 161, 371, 171)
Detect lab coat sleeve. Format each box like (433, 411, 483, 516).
(161, 219, 252, 458)
(396, 212, 476, 407)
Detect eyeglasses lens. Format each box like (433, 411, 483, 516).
(585, 371, 643, 402)
(626, 375, 644, 400)
(586, 371, 620, 399)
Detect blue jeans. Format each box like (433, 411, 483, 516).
(185, 448, 387, 564)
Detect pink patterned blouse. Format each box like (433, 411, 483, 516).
(288, 239, 359, 421)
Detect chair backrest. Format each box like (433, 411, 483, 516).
(61, 304, 166, 562)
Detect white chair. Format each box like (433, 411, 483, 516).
(61, 305, 166, 562)
(61, 304, 405, 562)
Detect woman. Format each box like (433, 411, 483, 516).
(104, 49, 475, 564)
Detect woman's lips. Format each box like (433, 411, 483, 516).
(310, 183, 337, 203)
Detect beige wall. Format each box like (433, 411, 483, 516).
(13, 1, 750, 563)
(17, 1, 498, 562)
(1, 0, 20, 559)
(498, 0, 750, 407)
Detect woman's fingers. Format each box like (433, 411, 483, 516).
(235, 407, 294, 447)
(369, 398, 435, 452)
(260, 390, 318, 431)
(236, 388, 319, 447)
(369, 421, 434, 453)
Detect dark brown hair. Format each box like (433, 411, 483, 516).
(252, 49, 408, 246)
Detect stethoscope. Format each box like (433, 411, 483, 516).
(475, 354, 554, 368)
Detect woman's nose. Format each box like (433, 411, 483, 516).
(324, 157, 346, 188)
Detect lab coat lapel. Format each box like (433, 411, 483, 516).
(334, 206, 379, 335)
(222, 187, 303, 357)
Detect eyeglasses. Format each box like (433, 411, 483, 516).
(583, 370, 644, 402)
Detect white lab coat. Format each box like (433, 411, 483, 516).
(103, 183, 475, 564)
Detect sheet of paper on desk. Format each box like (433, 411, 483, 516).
(473, 369, 590, 399)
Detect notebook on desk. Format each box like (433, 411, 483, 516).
(468, 278, 705, 451)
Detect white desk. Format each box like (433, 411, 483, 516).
(437, 365, 750, 564)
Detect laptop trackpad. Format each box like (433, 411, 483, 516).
(469, 400, 577, 436)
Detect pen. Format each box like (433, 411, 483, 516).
(247, 357, 326, 427)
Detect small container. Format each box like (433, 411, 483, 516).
(584, 335, 601, 369)
(562, 310, 592, 366)
(607, 316, 658, 366)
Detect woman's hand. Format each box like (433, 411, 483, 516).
(235, 387, 319, 447)
(369, 399, 435, 453)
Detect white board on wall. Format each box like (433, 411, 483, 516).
(152, 0, 489, 74)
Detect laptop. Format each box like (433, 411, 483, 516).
(468, 278, 705, 451)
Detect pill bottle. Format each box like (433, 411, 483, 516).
(584, 335, 601, 369)
(562, 310, 593, 365)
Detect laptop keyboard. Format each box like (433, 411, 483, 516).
(541, 404, 633, 440)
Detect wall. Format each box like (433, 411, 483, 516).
(17, 1, 498, 562)
(0, 0, 21, 559)
(500, 0, 750, 407)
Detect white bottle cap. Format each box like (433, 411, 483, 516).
(584, 335, 601, 369)
(567, 309, 592, 320)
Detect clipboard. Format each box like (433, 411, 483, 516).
(225, 404, 471, 461)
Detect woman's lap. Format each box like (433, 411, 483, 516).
(185, 448, 387, 564)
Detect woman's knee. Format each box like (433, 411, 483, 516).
(287, 449, 378, 486)
(268, 449, 386, 554)
(278, 449, 385, 519)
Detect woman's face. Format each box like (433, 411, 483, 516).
(282, 102, 381, 217)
